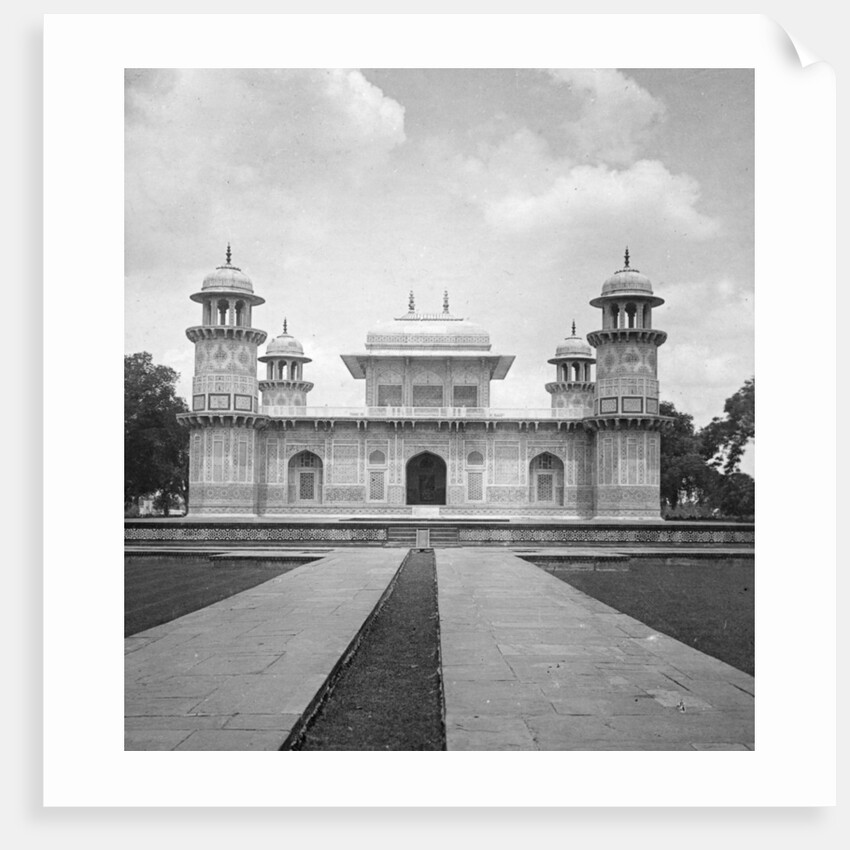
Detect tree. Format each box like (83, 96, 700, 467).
(659, 401, 722, 511)
(700, 378, 755, 474)
(714, 471, 755, 519)
(125, 352, 189, 515)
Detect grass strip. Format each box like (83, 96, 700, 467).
(291, 549, 445, 751)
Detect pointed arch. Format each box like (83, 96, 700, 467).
(405, 451, 447, 505)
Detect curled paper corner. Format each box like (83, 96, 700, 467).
(763, 15, 823, 69)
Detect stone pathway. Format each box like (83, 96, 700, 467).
(437, 548, 754, 750)
(124, 548, 404, 750)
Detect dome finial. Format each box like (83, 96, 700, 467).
(443, 290, 450, 314)
(571, 319, 576, 336)
(283, 317, 288, 334)
(408, 290, 415, 312)
(226, 242, 232, 265)
(624, 246, 630, 269)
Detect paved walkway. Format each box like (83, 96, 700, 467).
(125, 548, 404, 750)
(437, 549, 754, 750)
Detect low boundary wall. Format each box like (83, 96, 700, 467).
(125, 519, 753, 548)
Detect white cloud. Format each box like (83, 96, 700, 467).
(440, 130, 719, 243)
(547, 69, 667, 165)
(426, 70, 715, 246)
(125, 70, 406, 273)
(485, 159, 719, 239)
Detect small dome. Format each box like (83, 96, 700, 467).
(259, 321, 311, 363)
(365, 292, 491, 350)
(601, 268, 654, 297)
(590, 249, 664, 308)
(266, 332, 304, 356)
(553, 334, 593, 359)
(200, 246, 254, 294)
(190, 246, 265, 307)
(202, 264, 254, 295)
(549, 323, 594, 363)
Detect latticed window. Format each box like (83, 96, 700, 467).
(412, 385, 443, 407)
(369, 450, 386, 465)
(299, 472, 315, 500)
(536, 473, 554, 502)
(369, 471, 385, 501)
(298, 453, 320, 468)
(453, 385, 478, 407)
(468, 472, 483, 501)
(377, 384, 402, 407)
(536, 454, 555, 470)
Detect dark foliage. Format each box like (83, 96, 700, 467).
(125, 352, 189, 515)
(659, 379, 755, 519)
(659, 401, 722, 510)
(700, 377, 755, 474)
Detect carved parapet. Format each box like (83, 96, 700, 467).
(185, 325, 268, 345)
(176, 412, 268, 429)
(584, 415, 671, 431)
(586, 328, 667, 347)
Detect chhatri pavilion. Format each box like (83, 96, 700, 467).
(178, 248, 668, 519)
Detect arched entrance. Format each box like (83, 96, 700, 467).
(288, 450, 323, 505)
(406, 452, 447, 505)
(529, 452, 564, 506)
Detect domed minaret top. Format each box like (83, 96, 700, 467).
(548, 321, 595, 364)
(258, 318, 314, 409)
(545, 320, 595, 415)
(190, 244, 265, 306)
(258, 318, 312, 365)
(590, 247, 664, 311)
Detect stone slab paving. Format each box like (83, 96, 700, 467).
(125, 548, 404, 751)
(437, 548, 754, 751)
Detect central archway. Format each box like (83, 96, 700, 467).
(405, 452, 447, 505)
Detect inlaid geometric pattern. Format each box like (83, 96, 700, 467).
(369, 470, 385, 500)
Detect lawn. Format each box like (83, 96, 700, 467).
(542, 557, 754, 676)
(124, 555, 314, 637)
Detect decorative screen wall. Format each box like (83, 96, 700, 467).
(331, 444, 360, 484)
(494, 444, 520, 485)
(452, 385, 478, 407)
(412, 385, 443, 407)
(369, 470, 385, 500)
(467, 471, 483, 501)
(377, 385, 403, 406)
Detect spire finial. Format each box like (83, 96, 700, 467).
(226, 242, 232, 265)
(408, 290, 415, 312)
(283, 317, 288, 334)
(443, 290, 450, 314)
(571, 320, 576, 336)
(624, 246, 630, 269)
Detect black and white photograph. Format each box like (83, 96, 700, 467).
(123, 68, 755, 753)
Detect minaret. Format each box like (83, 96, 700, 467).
(586, 249, 667, 519)
(258, 318, 314, 410)
(545, 320, 595, 418)
(179, 246, 267, 515)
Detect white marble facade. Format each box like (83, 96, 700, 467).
(179, 250, 667, 519)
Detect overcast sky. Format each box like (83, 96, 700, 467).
(125, 68, 753, 435)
